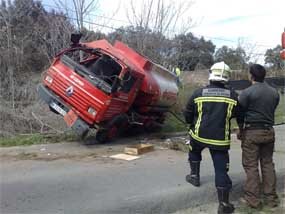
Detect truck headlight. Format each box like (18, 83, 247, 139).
(45, 75, 53, 84)
(88, 107, 97, 117)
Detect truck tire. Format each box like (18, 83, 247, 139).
(95, 129, 109, 143)
(95, 114, 128, 143)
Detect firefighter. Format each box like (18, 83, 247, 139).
(238, 64, 280, 209)
(184, 61, 243, 214)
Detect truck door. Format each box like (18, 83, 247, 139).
(103, 70, 139, 119)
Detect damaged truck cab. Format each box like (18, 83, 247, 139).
(38, 34, 178, 142)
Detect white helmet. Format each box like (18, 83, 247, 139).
(209, 61, 231, 82)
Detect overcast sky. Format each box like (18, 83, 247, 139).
(189, 0, 284, 49)
(43, 0, 285, 63)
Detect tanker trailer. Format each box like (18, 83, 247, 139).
(38, 34, 178, 143)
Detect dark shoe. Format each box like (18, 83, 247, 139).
(240, 197, 262, 209)
(186, 161, 200, 186)
(186, 174, 200, 187)
(190, 161, 200, 176)
(217, 188, 234, 214)
(264, 200, 279, 208)
(218, 202, 235, 214)
(264, 195, 279, 208)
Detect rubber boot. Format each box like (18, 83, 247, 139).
(185, 161, 200, 187)
(217, 188, 235, 214)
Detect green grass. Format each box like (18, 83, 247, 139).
(275, 93, 285, 125)
(0, 132, 78, 147)
(161, 113, 188, 133)
(161, 84, 198, 133)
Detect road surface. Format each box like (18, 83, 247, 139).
(0, 126, 284, 214)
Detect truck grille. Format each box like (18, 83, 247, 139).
(51, 77, 89, 111)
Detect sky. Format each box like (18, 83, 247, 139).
(188, 0, 284, 58)
(43, 0, 285, 64)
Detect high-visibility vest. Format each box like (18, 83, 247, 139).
(175, 67, 181, 76)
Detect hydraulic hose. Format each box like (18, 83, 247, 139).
(167, 110, 187, 125)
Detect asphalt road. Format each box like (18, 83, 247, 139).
(0, 126, 284, 214)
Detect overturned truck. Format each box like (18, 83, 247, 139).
(38, 34, 178, 142)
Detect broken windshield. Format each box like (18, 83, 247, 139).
(60, 49, 122, 94)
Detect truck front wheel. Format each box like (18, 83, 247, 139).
(96, 114, 128, 143)
(95, 129, 109, 143)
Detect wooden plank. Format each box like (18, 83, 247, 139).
(124, 144, 154, 155)
(110, 154, 140, 161)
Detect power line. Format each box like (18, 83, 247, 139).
(43, 3, 129, 24)
(198, 35, 237, 43)
(42, 3, 276, 50)
(2, 14, 277, 57)
(194, 34, 273, 48)
(1, 4, 278, 57)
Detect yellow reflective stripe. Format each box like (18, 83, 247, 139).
(194, 97, 237, 105)
(189, 144, 192, 151)
(225, 103, 234, 140)
(189, 130, 230, 146)
(195, 102, 203, 135)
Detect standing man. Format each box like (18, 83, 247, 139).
(175, 67, 182, 87)
(238, 64, 280, 209)
(184, 62, 243, 214)
(175, 67, 181, 77)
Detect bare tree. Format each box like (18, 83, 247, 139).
(237, 38, 259, 64)
(0, 0, 77, 135)
(35, 13, 74, 62)
(123, 0, 194, 64)
(0, 1, 15, 109)
(127, 0, 194, 36)
(0, 0, 74, 107)
(54, 0, 100, 31)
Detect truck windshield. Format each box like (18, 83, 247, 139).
(60, 50, 122, 94)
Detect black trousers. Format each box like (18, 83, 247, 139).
(188, 140, 232, 190)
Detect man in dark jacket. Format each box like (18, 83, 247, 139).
(238, 64, 280, 209)
(184, 62, 243, 214)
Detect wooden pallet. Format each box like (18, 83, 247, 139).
(124, 144, 154, 155)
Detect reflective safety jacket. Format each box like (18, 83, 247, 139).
(184, 82, 242, 150)
(175, 67, 181, 76)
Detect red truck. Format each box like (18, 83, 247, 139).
(281, 28, 285, 60)
(38, 34, 178, 142)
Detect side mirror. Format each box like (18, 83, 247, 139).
(71, 32, 82, 46)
